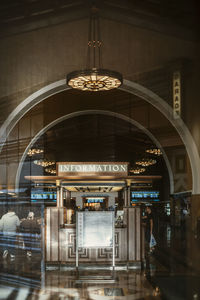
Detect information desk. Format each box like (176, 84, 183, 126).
(45, 207, 144, 267)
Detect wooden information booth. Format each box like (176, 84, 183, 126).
(26, 162, 161, 268)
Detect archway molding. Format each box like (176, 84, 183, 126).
(0, 79, 199, 194)
(15, 110, 174, 194)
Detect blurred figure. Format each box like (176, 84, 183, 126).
(70, 210, 76, 224)
(20, 212, 40, 257)
(142, 206, 155, 253)
(108, 205, 115, 211)
(0, 206, 20, 260)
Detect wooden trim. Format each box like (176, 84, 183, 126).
(25, 175, 162, 181)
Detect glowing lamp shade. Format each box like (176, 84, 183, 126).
(67, 68, 122, 92)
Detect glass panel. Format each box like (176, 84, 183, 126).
(77, 211, 114, 248)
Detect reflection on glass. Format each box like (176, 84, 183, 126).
(77, 212, 114, 248)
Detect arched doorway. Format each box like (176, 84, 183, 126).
(15, 110, 174, 194)
(0, 79, 199, 193)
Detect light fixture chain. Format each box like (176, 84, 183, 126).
(93, 15, 96, 68)
(87, 11, 102, 69)
(97, 14, 102, 68)
(86, 15, 92, 69)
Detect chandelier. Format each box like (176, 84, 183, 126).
(33, 159, 55, 167)
(66, 7, 123, 92)
(135, 158, 156, 167)
(129, 167, 146, 174)
(146, 147, 162, 156)
(27, 148, 44, 157)
(45, 168, 56, 174)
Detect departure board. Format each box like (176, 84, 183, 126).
(77, 211, 114, 248)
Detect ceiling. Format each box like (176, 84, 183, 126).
(26, 113, 167, 177)
(0, 0, 199, 40)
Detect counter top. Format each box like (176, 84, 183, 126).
(60, 224, 126, 229)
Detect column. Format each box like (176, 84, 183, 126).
(124, 186, 128, 207)
(56, 180, 63, 208)
(126, 179, 131, 207)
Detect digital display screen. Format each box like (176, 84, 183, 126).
(86, 198, 104, 203)
(31, 190, 57, 202)
(131, 191, 159, 202)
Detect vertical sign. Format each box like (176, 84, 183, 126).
(173, 71, 181, 119)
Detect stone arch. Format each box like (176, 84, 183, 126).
(15, 110, 174, 193)
(0, 79, 199, 193)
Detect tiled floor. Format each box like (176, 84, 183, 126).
(0, 250, 162, 300)
(0, 225, 200, 299)
(44, 269, 161, 300)
(0, 266, 161, 300)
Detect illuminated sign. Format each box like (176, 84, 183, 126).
(86, 198, 104, 203)
(131, 191, 159, 202)
(31, 190, 57, 202)
(173, 71, 181, 119)
(57, 162, 128, 176)
(132, 191, 159, 198)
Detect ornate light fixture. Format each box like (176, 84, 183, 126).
(34, 159, 55, 167)
(66, 7, 123, 91)
(146, 147, 162, 156)
(27, 148, 44, 157)
(45, 168, 56, 174)
(129, 167, 146, 174)
(135, 158, 156, 167)
(67, 69, 122, 91)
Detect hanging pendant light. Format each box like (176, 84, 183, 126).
(45, 167, 56, 174)
(33, 159, 55, 167)
(146, 147, 162, 156)
(27, 148, 44, 157)
(135, 158, 156, 167)
(129, 167, 146, 174)
(66, 7, 123, 91)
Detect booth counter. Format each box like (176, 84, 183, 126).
(45, 207, 145, 267)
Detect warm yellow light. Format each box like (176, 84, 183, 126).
(129, 167, 146, 174)
(27, 148, 44, 156)
(67, 68, 122, 92)
(34, 159, 55, 167)
(45, 168, 56, 174)
(135, 159, 156, 167)
(146, 148, 162, 156)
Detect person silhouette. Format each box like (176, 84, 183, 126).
(20, 211, 40, 257)
(0, 206, 20, 260)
